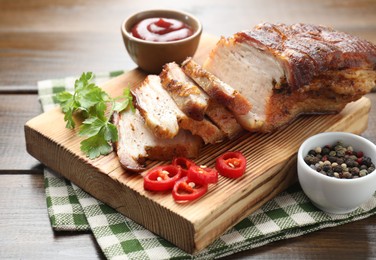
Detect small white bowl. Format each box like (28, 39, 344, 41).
(297, 132, 376, 214)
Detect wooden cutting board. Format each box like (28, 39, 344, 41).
(24, 34, 371, 254)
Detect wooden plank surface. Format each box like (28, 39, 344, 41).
(0, 173, 105, 259)
(0, 94, 42, 171)
(1, 0, 375, 88)
(24, 34, 372, 253)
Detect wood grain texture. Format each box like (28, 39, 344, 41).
(0, 174, 105, 260)
(0, 94, 42, 171)
(0, 0, 375, 88)
(24, 34, 373, 253)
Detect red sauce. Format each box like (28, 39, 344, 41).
(131, 18, 193, 42)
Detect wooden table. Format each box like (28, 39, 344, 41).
(1, 0, 375, 259)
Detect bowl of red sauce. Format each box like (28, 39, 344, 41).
(121, 9, 203, 73)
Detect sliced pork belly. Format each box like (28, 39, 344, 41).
(205, 99, 243, 139)
(160, 62, 209, 121)
(181, 58, 252, 115)
(133, 75, 225, 144)
(160, 61, 243, 138)
(178, 116, 226, 143)
(204, 23, 376, 132)
(113, 109, 202, 172)
(133, 75, 180, 139)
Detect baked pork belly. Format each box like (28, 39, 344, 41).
(160, 62, 209, 121)
(132, 75, 225, 144)
(133, 75, 180, 139)
(205, 99, 243, 139)
(161, 62, 243, 139)
(203, 22, 376, 132)
(113, 109, 202, 172)
(182, 58, 252, 115)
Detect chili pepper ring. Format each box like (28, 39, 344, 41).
(215, 151, 247, 179)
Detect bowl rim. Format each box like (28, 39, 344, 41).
(121, 9, 203, 45)
(298, 131, 376, 184)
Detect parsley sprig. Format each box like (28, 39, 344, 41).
(56, 72, 134, 159)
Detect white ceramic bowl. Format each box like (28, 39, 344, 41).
(297, 132, 376, 214)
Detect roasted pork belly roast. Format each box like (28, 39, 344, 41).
(114, 22, 376, 171)
(202, 22, 376, 132)
(113, 108, 202, 172)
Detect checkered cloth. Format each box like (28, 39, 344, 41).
(38, 72, 376, 260)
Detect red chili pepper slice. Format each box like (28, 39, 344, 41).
(144, 165, 181, 191)
(215, 151, 247, 179)
(172, 177, 208, 201)
(172, 157, 196, 177)
(187, 165, 218, 185)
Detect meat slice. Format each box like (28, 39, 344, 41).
(132, 75, 180, 139)
(160, 62, 209, 121)
(133, 75, 225, 144)
(181, 58, 252, 115)
(205, 99, 243, 139)
(178, 116, 225, 143)
(161, 61, 243, 139)
(113, 108, 202, 172)
(203, 23, 376, 132)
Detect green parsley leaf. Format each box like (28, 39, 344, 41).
(56, 91, 76, 128)
(63, 107, 75, 129)
(56, 72, 133, 159)
(79, 117, 105, 137)
(103, 122, 118, 142)
(80, 131, 112, 159)
(113, 87, 134, 113)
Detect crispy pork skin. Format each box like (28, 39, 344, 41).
(160, 62, 209, 121)
(133, 75, 225, 144)
(113, 109, 202, 172)
(204, 23, 376, 132)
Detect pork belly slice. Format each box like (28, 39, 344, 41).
(160, 61, 243, 138)
(133, 75, 225, 144)
(181, 58, 252, 115)
(178, 116, 226, 144)
(204, 22, 376, 132)
(205, 99, 243, 139)
(160, 62, 209, 121)
(113, 108, 202, 172)
(133, 75, 180, 139)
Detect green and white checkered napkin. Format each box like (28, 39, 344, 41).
(38, 72, 376, 260)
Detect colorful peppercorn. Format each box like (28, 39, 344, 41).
(304, 141, 375, 179)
